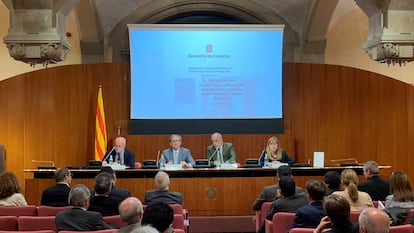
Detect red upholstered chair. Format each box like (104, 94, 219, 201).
(103, 215, 125, 228)
(0, 231, 56, 233)
(59, 229, 117, 233)
(272, 212, 296, 233)
(37, 205, 72, 216)
(289, 228, 316, 233)
(265, 219, 273, 233)
(389, 224, 414, 233)
(169, 204, 188, 233)
(18, 216, 56, 232)
(403, 209, 414, 224)
(0, 216, 18, 231)
(0, 205, 38, 216)
(255, 202, 272, 231)
(350, 211, 361, 223)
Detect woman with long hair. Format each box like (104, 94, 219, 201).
(0, 171, 27, 206)
(385, 170, 414, 208)
(332, 169, 373, 211)
(259, 136, 294, 166)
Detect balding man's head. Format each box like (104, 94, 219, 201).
(359, 207, 390, 233)
(154, 171, 170, 191)
(119, 197, 143, 225)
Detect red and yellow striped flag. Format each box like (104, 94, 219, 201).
(94, 86, 107, 161)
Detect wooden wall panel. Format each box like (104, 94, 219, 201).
(2, 62, 414, 196)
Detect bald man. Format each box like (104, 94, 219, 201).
(207, 132, 237, 165)
(117, 197, 144, 233)
(358, 207, 390, 233)
(103, 136, 136, 168)
(144, 171, 182, 205)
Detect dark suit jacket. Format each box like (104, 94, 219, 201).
(144, 190, 183, 205)
(111, 185, 131, 200)
(104, 148, 135, 168)
(161, 147, 195, 166)
(358, 175, 390, 201)
(252, 184, 303, 211)
(40, 183, 70, 206)
(291, 200, 325, 229)
(88, 192, 124, 216)
(324, 221, 359, 233)
(207, 142, 237, 163)
(266, 192, 308, 220)
(259, 149, 295, 166)
(55, 207, 112, 231)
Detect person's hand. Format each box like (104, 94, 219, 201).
(102, 161, 108, 166)
(314, 216, 331, 233)
(181, 161, 190, 168)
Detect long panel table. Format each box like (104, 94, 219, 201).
(24, 166, 391, 216)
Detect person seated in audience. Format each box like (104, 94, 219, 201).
(102, 136, 136, 168)
(258, 136, 294, 166)
(160, 134, 195, 168)
(207, 132, 237, 166)
(332, 168, 373, 211)
(252, 165, 303, 211)
(88, 172, 124, 216)
(117, 197, 144, 233)
(144, 171, 182, 205)
(40, 167, 72, 206)
(358, 161, 390, 201)
(0, 171, 27, 206)
(131, 225, 159, 233)
(385, 170, 414, 209)
(256, 176, 308, 233)
(290, 180, 326, 230)
(358, 207, 390, 233)
(101, 166, 131, 200)
(324, 170, 341, 195)
(142, 202, 174, 233)
(56, 184, 112, 231)
(313, 194, 359, 233)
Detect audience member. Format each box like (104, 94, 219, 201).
(144, 171, 183, 205)
(257, 176, 308, 233)
(142, 202, 174, 233)
(101, 166, 131, 200)
(259, 136, 294, 166)
(207, 132, 237, 165)
(131, 225, 159, 233)
(56, 184, 112, 231)
(160, 134, 195, 168)
(89, 172, 124, 216)
(358, 161, 390, 201)
(0, 171, 27, 206)
(40, 167, 71, 206)
(324, 170, 341, 195)
(103, 136, 135, 168)
(313, 194, 359, 233)
(358, 207, 390, 233)
(252, 165, 303, 211)
(290, 180, 326, 230)
(385, 170, 414, 208)
(117, 197, 144, 233)
(333, 168, 373, 211)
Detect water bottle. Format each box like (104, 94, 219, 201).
(264, 159, 269, 168)
(109, 155, 113, 165)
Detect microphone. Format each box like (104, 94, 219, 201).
(156, 150, 160, 167)
(208, 147, 219, 166)
(102, 147, 115, 162)
(330, 158, 359, 166)
(32, 160, 56, 169)
(258, 150, 265, 166)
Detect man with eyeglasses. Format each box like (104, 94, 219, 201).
(40, 167, 72, 206)
(159, 134, 195, 168)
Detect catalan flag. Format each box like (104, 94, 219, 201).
(94, 86, 107, 161)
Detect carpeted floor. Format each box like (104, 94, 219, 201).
(188, 215, 256, 233)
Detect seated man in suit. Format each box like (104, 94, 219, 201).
(100, 166, 131, 200)
(358, 160, 390, 201)
(102, 136, 135, 168)
(117, 197, 144, 233)
(88, 172, 124, 216)
(252, 165, 303, 211)
(207, 132, 237, 166)
(144, 171, 182, 205)
(142, 202, 174, 233)
(160, 134, 195, 168)
(56, 184, 112, 231)
(290, 179, 326, 230)
(257, 176, 308, 233)
(40, 167, 72, 206)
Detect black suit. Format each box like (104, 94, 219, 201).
(291, 200, 325, 229)
(358, 175, 390, 201)
(252, 184, 303, 211)
(111, 185, 131, 200)
(55, 207, 112, 231)
(40, 183, 70, 206)
(144, 190, 183, 205)
(88, 192, 124, 216)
